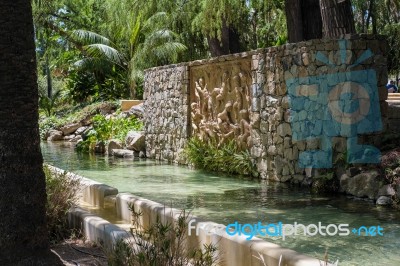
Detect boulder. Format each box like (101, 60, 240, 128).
(63, 135, 75, 141)
(81, 115, 93, 126)
(70, 135, 82, 142)
(60, 122, 81, 135)
(376, 196, 392, 205)
(75, 126, 88, 136)
(111, 149, 134, 158)
(139, 151, 146, 158)
(107, 139, 123, 155)
(125, 131, 145, 152)
(47, 130, 63, 141)
(378, 184, 396, 197)
(98, 102, 116, 115)
(128, 103, 144, 118)
(81, 127, 94, 141)
(340, 170, 381, 199)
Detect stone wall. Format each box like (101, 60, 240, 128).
(251, 35, 388, 181)
(143, 64, 189, 163)
(144, 35, 388, 181)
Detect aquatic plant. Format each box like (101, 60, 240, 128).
(184, 137, 256, 177)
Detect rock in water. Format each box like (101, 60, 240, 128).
(125, 131, 145, 152)
(106, 139, 123, 155)
(376, 196, 392, 205)
(111, 149, 134, 158)
(47, 130, 64, 141)
(60, 122, 81, 135)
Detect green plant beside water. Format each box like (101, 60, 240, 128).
(184, 137, 256, 177)
(76, 114, 143, 153)
(107, 206, 218, 266)
(39, 101, 119, 139)
(44, 165, 80, 243)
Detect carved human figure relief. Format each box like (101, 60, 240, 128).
(190, 61, 252, 150)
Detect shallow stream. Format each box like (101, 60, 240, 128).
(41, 142, 400, 266)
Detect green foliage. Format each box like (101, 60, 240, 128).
(107, 207, 218, 266)
(65, 69, 98, 103)
(192, 0, 248, 40)
(39, 116, 64, 139)
(76, 114, 143, 153)
(39, 101, 119, 140)
(37, 74, 66, 116)
(184, 137, 256, 177)
(44, 165, 80, 243)
(382, 23, 400, 75)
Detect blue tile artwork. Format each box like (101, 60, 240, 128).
(286, 40, 382, 168)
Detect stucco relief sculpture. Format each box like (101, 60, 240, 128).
(190, 62, 251, 150)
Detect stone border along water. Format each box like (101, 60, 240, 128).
(47, 165, 335, 266)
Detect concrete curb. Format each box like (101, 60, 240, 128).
(47, 165, 334, 266)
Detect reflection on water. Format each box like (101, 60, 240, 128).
(41, 142, 400, 266)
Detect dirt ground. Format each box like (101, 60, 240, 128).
(51, 239, 107, 266)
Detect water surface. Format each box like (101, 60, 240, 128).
(41, 142, 400, 266)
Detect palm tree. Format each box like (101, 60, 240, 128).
(0, 1, 48, 264)
(70, 12, 186, 99)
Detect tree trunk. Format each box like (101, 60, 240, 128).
(207, 19, 241, 57)
(207, 35, 227, 57)
(285, 0, 322, 43)
(0, 1, 48, 264)
(319, 0, 356, 38)
(302, 0, 323, 40)
(46, 57, 53, 98)
(285, 0, 304, 42)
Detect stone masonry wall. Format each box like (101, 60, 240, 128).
(144, 35, 388, 181)
(251, 35, 388, 181)
(143, 64, 189, 164)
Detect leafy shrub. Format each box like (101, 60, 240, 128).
(39, 116, 64, 139)
(65, 70, 98, 103)
(37, 75, 66, 116)
(66, 67, 129, 104)
(76, 114, 143, 153)
(44, 165, 80, 243)
(184, 137, 256, 177)
(107, 207, 218, 266)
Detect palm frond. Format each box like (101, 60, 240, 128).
(143, 12, 168, 31)
(129, 16, 142, 51)
(83, 44, 126, 67)
(71, 29, 111, 46)
(152, 42, 187, 62)
(73, 57, 113, 73)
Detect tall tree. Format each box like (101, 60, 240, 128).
(0, 0, 48, 264)
(285, 0, 322, 42)
(192, 0, 248, 56)
(319, 0, 356, 37)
